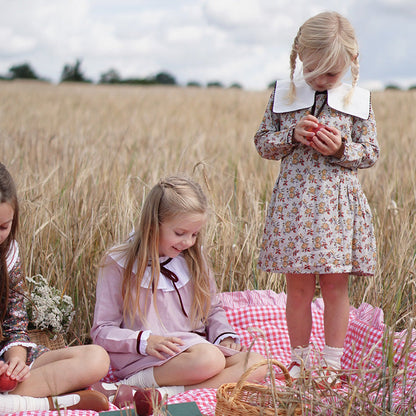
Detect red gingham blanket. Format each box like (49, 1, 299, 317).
(8, 290, 416, 415)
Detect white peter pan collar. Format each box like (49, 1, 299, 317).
(110, 251, 190, 290)
(272, 79, 370, 119)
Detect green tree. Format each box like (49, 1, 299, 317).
(99, 69, 121, 84)
(154, 71, 176, 85)
(385, 84, 401, 91)
(187, 81, 202, 88)
(207, 81, 223, 88)
(60, 59, 90, 83)
(9, 62, 38, 79)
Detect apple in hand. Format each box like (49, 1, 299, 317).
(306, 122, 327, 139)
(0, 372, 18, 392)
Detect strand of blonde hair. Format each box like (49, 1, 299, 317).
(288, 31, 300, 103)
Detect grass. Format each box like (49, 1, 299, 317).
(1, 80, 416, 413)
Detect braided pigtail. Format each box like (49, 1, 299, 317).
(344, 53, 360, 106)
(288, 31, 300, 103)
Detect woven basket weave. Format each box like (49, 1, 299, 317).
(28, 329, 66, 350)
(215, 359, 302, 416)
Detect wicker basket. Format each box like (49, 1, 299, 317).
(28, 329, 66, 350)
(215, 359, 302, 416)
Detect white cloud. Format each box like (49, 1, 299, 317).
(379, 0, 416, 13)
(0, 0, 414, 89)
(0, 27, 36, 54)
(203, 0, 263, 29)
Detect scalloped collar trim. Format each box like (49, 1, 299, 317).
(272, 79, 370, 119)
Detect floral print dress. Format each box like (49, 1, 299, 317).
(254, 80, 379, 276)
(0, 241, 48, 365)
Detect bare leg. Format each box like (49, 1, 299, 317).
(153, 344, 226, 386)
(187, 351, 266, 389)
(285, 273, 316, 348)
(12, 345, 110, 397)
(319, 273, 350, 347)
(153, 344, 266, 389)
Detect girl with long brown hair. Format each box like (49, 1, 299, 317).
(0, 163, 110, 413)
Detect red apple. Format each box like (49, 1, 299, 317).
(0, 373, 18, 392)
(134, 388, 161, 416)
(306, 122, 327, 139)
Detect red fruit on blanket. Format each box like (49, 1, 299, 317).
(134, 388, 162, 416)
(0, 373, 18, 392)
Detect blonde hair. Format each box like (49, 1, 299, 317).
(111, 175, 211, 327)
(289, 11, 359, 104)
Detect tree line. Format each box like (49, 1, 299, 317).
(2, 59, 415, 91)
(0, 59, 243, 89)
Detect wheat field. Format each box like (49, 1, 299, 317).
(1, 80, 415, 344)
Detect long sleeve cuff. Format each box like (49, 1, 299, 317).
(0, 341, 36, 358)
(332, 138, 346, 159)
(213, 332, 240, 345)
(136, 330, 152, 355)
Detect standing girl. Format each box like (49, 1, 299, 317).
(254, 11, 379, 380)
(0, 163, 110, 413)
(91, 175, 265, 407)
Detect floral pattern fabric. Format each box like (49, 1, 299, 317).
(254, 87, 379, 275)
(1, 249, 48, 364)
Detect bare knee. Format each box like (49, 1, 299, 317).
(320, 274, 349, 304)
(286, 275, 315, 306)
(76, 344, 110, 380)
(238, 352, 268, 383)
(184, 344, 225, 383)
(287, 289, 314, 311)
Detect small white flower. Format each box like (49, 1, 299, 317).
(25, 274, 75, 334)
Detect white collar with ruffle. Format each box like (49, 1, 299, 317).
(272, 79, 370, 120)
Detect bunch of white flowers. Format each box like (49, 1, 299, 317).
(25, 274, 75, 334)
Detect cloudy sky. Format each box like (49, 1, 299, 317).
(0, 0, 414, 90)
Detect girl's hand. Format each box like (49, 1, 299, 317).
(0, 360, 8, 376)
(3, 346, 31, 382)
(146, 334, 184, 360)
(219, 337, 246, 352)
(293, 115, 320, 144)
(3, 357, 30, 382)
(310, 125, 344, 156)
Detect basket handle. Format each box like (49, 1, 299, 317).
(233, 359, 292, 395)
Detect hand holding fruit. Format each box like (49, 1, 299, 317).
(294, 115, 326, 143)
(306, 122, 327, 138)
(0, 353, 31, 392)
(0, 372, 18, 393)
(309, 124, 344, 156)
(294, 115, 343, 156)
